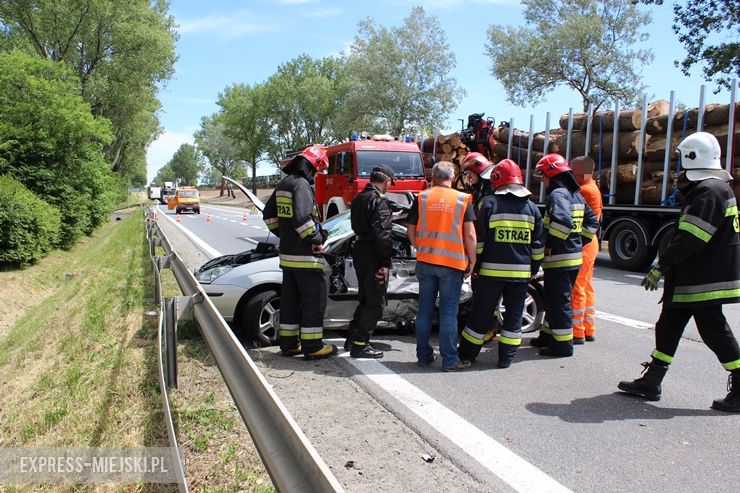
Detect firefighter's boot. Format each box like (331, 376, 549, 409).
(618, 361, 669, 401)
(304, 344, 338, 360)
(711, 370, 740, 413)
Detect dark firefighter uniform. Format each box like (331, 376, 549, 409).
(458, 188, 544, 367)
(348, 180, 394, 356)
(634, 178, 740, 386)
(536, 183, 598, 356)
(263, 166, 329, 357)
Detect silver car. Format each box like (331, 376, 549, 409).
(194, 210, 544, 346)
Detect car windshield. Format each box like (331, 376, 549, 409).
(356, 151, 424, 179)
(322, 211, 353, 244)
(178, 191, 198, 197)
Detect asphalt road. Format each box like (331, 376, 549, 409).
(157, 202, 740, 493)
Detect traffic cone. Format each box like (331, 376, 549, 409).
(242, 210, 249, 223)
(206, 213, 212, 223)
(176, 213, 181, 223)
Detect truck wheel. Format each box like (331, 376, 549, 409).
(608, 221, 656, 271)
(240, 290, 280, 347)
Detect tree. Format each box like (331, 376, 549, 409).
(166, 144, 203, 186)
(638, 0, 739, 91)
(217, 83, 272, 193)
(486, 0, 653, 112)
(0, 50, 114, 248)
(153, 163, 175, 184)
(195, 113, 246, 195)
(262, 55, 350, 159)
(0, 0, 178, 184)
(344, 6, 462, 135)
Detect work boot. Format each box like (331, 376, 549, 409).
(585, 335, 596, 342)
(618, 361, 669, 401)
(573, 337, 586, 345)
(343, 337, 353, 351)
(539, 346, 573, 357)
(281, 346, 302, 357)
(530, 335, 548, 348)
(711, 371, 740, 413)
(304, 344, 338, 360)
(350, 344, 384, 359)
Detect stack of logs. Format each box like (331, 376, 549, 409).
(487, 101, 739, 204)
(419, 133, 471, 179)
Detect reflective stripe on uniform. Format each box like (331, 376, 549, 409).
(544, 215, 571, 239)
(279, 253, 324, 270)
(678, 213, 717, 243)
(476, 241, 485, 254)
(264, 217, 279, 230)
(722, 359, 740, 371)
(499, 330, 521, 346)
(279, 324, 299, 337)
(672, 280, 740, 303)
(531, 246, 545, 261)
(725, 197, 737, 217)
(478, 262, 531, 279)
(301, 326, 324, 340)
(461, 327, 486, 346)
(296, 218, 317, 239)
(551, 328, 573, 342)
(417, 245, 467, 261)
(542, 252, 582, 269)
(652, 349, 673, 364)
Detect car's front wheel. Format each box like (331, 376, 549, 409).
(240, 290, 280, 346)
(497, 285, 544, 334)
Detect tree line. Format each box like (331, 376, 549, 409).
(0, 0, 176, 266)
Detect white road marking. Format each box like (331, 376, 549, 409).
(596, 311, 653, 330)
(341, 354, 572, 493)
(156, 205, 223, 258)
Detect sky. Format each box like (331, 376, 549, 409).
(146, 0, 737, 182)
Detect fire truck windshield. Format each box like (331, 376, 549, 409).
(356, 151, 424, 179)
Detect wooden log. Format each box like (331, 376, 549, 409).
(646, 103, 740, 135)
(437, 134, 446, 144)
(441, 143, 452, 154)
(558, 100, 669, 131)
(448, 133, 462, 147)
(593, 131, 647, 160)
(644, 124, 740, 161)
(618, 100, 669, 131)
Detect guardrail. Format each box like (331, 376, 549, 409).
(145, 208, 345, 493)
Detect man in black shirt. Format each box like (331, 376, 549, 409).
(346, 165, 396, 358)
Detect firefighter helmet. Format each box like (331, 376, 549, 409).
(461, 152, 494, 179)
(298, 145, 329, 172)
(677, 132, 731, 181)
(491, 159, 524, 188)
(534, 153, 571, 178)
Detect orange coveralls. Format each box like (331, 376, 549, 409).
(572, 178, 603, 339)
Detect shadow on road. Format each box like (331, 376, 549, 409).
(526, 392, 720, 423)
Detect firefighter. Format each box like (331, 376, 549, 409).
(262, 145, 337, 360)
(407, 161, 477, 371)
(460, 152, 495, 210)
(570, 156, 603, 344)
(458, 159, 544, 368)
(618, 132, 739, 412)
(344, 165, 396, 359)
(530, 154, 599, 357)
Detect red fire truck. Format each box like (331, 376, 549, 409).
(306, 135, 428, 220)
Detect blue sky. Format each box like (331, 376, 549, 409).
(147, 0, 736, 181)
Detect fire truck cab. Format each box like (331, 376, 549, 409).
(314, 135, 427, 220)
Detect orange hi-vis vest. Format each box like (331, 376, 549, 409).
(415, 186, 471, 270)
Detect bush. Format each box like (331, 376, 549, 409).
(0, 175, 61, 266)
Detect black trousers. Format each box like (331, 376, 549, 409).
(540, 268, 579, 356)
(350, 244, 386, 347)
(279, 269, 327, 354)
(653, 304, 740, 368)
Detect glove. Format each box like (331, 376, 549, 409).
(641, 265, 662, 291)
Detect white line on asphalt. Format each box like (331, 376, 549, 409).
(156, 205, 223, 258)
(596, 311, 654, 330)
(229, 220, 236, 223)
(342, 355, 572, 493)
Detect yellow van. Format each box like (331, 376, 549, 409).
(168, 187, 201, 214)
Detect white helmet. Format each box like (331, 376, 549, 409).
(677, 132, 731, 182)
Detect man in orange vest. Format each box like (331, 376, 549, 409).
(570, 156, 603, 344)
(407, 161, 477, 371)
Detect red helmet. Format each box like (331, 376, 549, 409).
(491, 159, 524, 189)
(461, 152, 493, 178)
(534, 153, 571, 178)
(298, 145, 329, 172)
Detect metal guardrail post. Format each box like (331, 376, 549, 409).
(540, 112, 551, 202)
(164, 297, 178, 389)
(565, 108, 573, 162)
(507, 117, 514, 159)
(697, 84, 706, 131)
(584, 103, 594, 156)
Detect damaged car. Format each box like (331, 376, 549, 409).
(194, 210, 544, 346)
